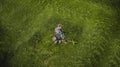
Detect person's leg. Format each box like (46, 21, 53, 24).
(54, 40, 57, 44)
(59, 40, 62, 43)
(54, 37, 60, 44)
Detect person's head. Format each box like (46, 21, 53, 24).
(57, 24, 62, 29)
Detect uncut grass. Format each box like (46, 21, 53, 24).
(0, 0, 120, 67)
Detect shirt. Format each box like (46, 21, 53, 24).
(55, 27, 62, 34)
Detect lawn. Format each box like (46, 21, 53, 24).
(0, 0, 120, 67)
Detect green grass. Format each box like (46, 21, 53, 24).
(0, 0, 120, 67)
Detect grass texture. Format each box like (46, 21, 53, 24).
(0, 0, 120, 67)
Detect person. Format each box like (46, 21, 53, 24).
(54, 24, 65, 44)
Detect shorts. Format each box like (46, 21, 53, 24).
(55, 33, 62, 40)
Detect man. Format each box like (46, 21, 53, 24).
(54, 24, 65, 44)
